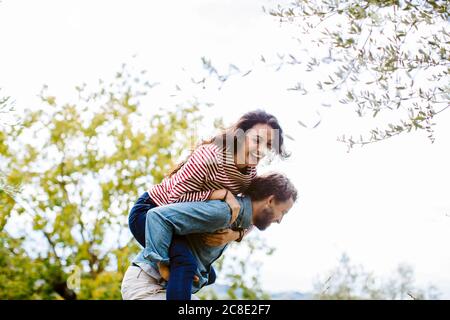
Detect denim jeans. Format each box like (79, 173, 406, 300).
(128, 192, 158, 247)
(128, 192, 216, 299)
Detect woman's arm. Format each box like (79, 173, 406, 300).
(208, 189, 227, 200)
(199, 189, 242, 246)
(210, 189, 240, 222)
(200, 229, 240, 247)
(167, 145, 220, 203)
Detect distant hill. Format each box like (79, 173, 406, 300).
(271, 291, 312, 300)
(201, 283, 312, 300)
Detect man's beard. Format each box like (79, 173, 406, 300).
(253, 206, 275, 231)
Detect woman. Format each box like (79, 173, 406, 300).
(128, 109, 289, 299)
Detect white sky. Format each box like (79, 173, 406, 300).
(1, 0, 449, 298)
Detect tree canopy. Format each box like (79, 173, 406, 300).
(0, 66, 202, 299)
(268, 0, 449, 149)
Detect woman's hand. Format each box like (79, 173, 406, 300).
(209, 189, 240, 224)
(224, 191, 240, 224)
(201, 229, 240, 247)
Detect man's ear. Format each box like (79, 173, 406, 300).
(267, 195, 275, 206)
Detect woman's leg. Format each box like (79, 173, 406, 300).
(207, 266, 216, 285)
(166, 235, 198, 300)
(130, 195, 202, 299)
(128, 192, 157, 247)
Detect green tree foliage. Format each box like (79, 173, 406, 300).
(0, 65, 202, 299)
(0, 91, 18, 199)
(313, 253, 440, 299)
(268, 0, 449, 149)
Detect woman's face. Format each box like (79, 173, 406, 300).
(236, 123, 275, 168)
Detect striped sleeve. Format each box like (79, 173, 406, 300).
(168, 145, 220, 203)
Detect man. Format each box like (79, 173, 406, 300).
(121, 172, 298, 300)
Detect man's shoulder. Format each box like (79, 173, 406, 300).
(203, 199, 230, 212)
(200, 200, 231, 224)
(236, 195, 251, 207)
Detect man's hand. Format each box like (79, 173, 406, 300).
(201, 229, 239, 247)
(157, 262, 199, 283)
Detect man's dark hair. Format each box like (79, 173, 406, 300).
(244, 172, 298, 203)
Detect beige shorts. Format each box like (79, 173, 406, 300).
(121, 265, 199, 300)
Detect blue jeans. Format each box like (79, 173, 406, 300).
(128, 192, 158, 246)
(128, 192, 216, 299)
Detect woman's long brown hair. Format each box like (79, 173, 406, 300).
(168, 109, 289, 177)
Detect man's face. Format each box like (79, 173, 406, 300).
(253, 196, 294, 231)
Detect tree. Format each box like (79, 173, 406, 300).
(0, 91, 18, 199)
(313, 253, 440, 299)
(0, 65, 203, 299)
(267, 0, 449, 150)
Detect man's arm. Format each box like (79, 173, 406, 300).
(143, 200, 232, 265)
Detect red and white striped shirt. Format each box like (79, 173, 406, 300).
(148, 143, 257, 206)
